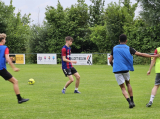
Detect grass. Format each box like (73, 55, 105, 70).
(0, 64, 159, 119)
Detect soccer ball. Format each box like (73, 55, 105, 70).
(28, 78, 35, 85)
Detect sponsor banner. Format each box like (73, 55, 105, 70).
(9, 54, 25, 64)
(16, 54, 25, 64)
(70, 54, 92, 65)
(107, 53, 111, 65)
(37, 54, 57, 64)
(9, 54, 16, 63)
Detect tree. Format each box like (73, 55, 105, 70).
(124, 0, 160, 53)
(138, 0, 160, 26)
(45, 1, 67, 53)
(89, 0, 105, 26)
(90, 25, 111, 52)
(65, 0, 91, 52)
(0, 0, 15, 33)
(105, 0, 138, 47)
(45, 0, 92, 53)
(0, 0, 31, 53)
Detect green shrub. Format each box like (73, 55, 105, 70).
(133, 55, 151, 65)
(92, 53, 107, 65)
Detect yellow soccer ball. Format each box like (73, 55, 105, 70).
(28, 78, 35, 85)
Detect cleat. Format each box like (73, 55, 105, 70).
(18, 98, 29, 104)
(129, 103, 134, 108)
(132, 102, 135, 107)
(146, 101, 152, 107)
(74, 90, 81, 94)
(62, 89, 66, 94)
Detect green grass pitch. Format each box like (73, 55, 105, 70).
(0, 64, 160, 119)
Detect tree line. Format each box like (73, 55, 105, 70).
(0, 0, 160, 63)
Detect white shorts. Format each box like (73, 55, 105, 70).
(114, 72, 130, 85)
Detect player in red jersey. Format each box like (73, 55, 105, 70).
(0, 33, 29, 104)
(61, 36, 81, 94)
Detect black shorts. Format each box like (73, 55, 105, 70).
(155, 73, 160, 85)
(62, 67, 77, 77)
(0, 68, 13, 80)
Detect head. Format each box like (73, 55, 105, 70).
(0, 33, 7, 45)
(65, 36, 74, 46)
(119, 34, 127, 44)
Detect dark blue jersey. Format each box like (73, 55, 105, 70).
(61, 45, 73, 69)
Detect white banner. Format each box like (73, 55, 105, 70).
(37, 54, 57, 64)
(70, 54, 92, 65)
(107, 53, 111, 65)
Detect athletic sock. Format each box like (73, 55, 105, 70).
(150, 95, 155, 103)
(16, 94, 22, 101)
(127, 98, 131, 104)
(75, 88, 78, 91)
(63, 87, 66, 90)
(130, 96, 134, 102)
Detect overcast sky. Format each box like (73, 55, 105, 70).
(3, 0, 140, 25)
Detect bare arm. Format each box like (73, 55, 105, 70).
(62, 56, 77, 64)
(135, 51, 159, 58)
(147, 57, 156, 75)
(109, 55, 113, 67)
(5, 54, 19, 72)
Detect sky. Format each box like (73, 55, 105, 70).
(3, 0, 141, 25)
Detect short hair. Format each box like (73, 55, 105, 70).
(0, 33, 7, 42)
(119, 34, 127, 42)
(65, 36, 73, 41)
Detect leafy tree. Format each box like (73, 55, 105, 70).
(0, 0, 15, 33)
(124, 0, 160, 53)
(45, 1, 67, 53)
(105, 0, 138, 47)
(65, 0, 91, 52)
(45, 0, 92, 53)
(0, 0, 31, 53)
(28, 24, 49, 53)
(124, 17, 160, 53)
(138, 0, 160, 26)
(90, 25, 111, 52)
(89, 0, 105, 26)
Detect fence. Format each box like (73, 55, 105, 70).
(9, 53, 152, 65)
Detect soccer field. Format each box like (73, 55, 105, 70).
(0, 64, 159, 119)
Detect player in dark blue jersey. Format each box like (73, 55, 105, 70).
(0, 33, 29, 104)
(61, 36, 81, 94)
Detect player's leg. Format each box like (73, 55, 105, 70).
(125, 80, 135, 107)
(62, 75, 74, 94)
(115, 73, 133, 108)
(123, 72, 135, 107)
(0, 69, 29, 104)
(146, 73, 160, 107)
(8, 77, 29, 104)
(119, 83, 129, 99)
(119, 83, 133, 108)
(71, 67, 81, 93)
(73, 72, 81, 93)
(62, 69, 73, 94)
(8, 77, 20, 94)
(64, 75, 74, 88)
(146, 85, 159, 107)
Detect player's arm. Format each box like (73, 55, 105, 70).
(62, 56, 77, 64)
(147, 57, 156, 75)
(135, 51, 160, 58)
(109, 49, 113, 66)
(5, 54, 19, 72)
(109, 55, 113, 67)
